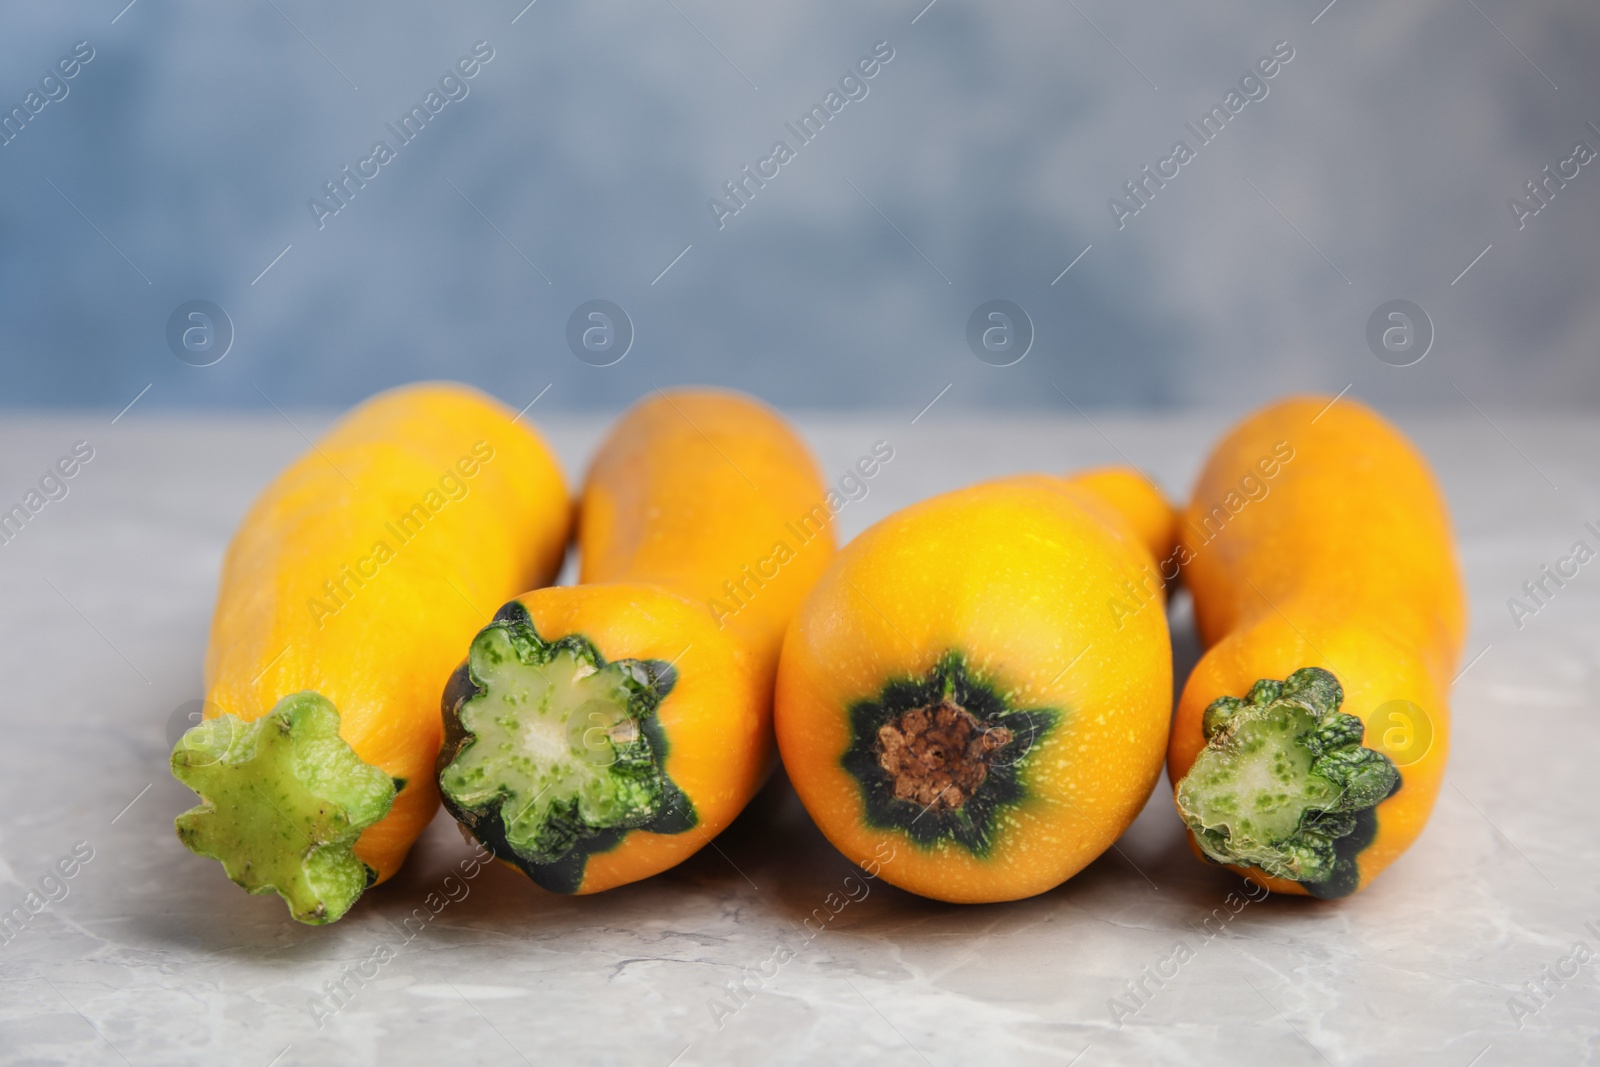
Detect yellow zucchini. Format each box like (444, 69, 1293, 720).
(171, 383, 570, 923)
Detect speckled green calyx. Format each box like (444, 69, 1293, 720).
(171, 692, 395, 925)
(436, 601, 693, 894)
(1174, 667, 1400, 898)
(842, 651, 1058, 859)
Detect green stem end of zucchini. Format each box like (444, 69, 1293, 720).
(436, 602, 693, 894)
(171, 692, 395, 925)
(1173, 667, 1400, 898)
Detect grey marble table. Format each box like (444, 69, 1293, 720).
(0, 408, 1595, 1066)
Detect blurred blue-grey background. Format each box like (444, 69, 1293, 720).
(1, 0, 1597, 412)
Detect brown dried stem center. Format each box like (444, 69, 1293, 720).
(876, 700, 1013, 812)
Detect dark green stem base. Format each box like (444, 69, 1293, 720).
(841, 651, 1057, 858)
(1174, 667, 1401, 898)
(436, 601, 694, 894)
(171, 692, 396, 925)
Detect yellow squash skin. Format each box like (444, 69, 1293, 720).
(775, 471, 1174, 904)
(176, 382, 570, 923)
(436, 389, 834, 895)
(1060, 466, 1179, 567)
(578, 389, 836, 680)
(1168, 396, 1466, 898)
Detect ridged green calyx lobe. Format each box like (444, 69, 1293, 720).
(171, 692, 395, 925)
(1175, 667, 1400, 898)
(436, 601, 693, 894)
